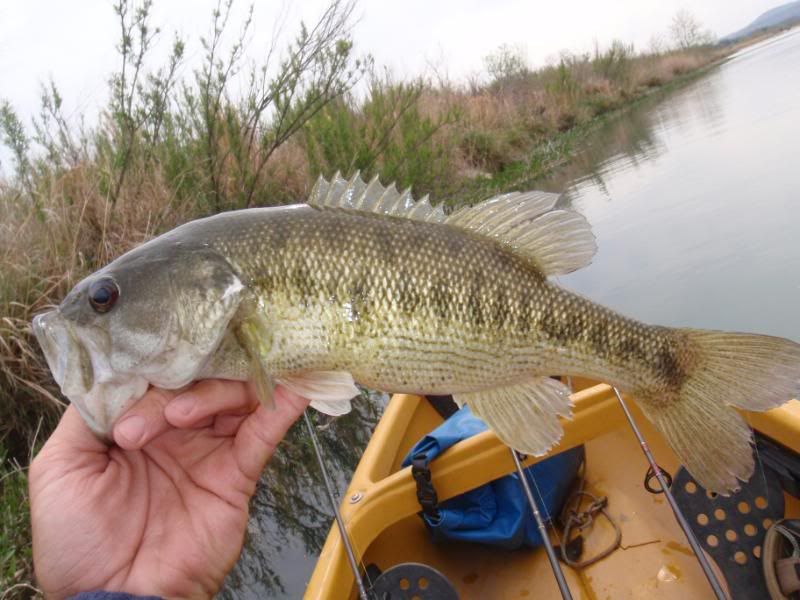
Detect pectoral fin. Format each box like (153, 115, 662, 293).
(454, 377, 573, 456)
(235, 312, 276, 409)
(278, 371, 359, 416)
(250, 361, 276, 409)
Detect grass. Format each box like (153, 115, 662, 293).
(0, 0, 769, 593)
(1, 442, 41, 598)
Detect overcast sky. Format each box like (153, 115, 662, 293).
(0, 0, 781, 173)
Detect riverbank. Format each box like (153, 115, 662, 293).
(0, 10, 777, 593)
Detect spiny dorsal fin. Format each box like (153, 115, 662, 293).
(308, 173, 596, 275)
(308, 171, 446, 223)
(454, 377, 573, 456)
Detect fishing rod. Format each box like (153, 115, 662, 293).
(303, 412, 371, 600)
(611, 387, 727, 600)
(511, 448, 574, 600)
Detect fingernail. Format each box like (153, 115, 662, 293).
(116, 415, 146, 446)
(168, 394, 196, 418)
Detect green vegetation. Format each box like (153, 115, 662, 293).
(0, 1, 750, 594)
(0, 442, 37, 598)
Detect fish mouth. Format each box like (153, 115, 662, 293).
(32, 310, 147, 440)
(32, 311, 71, 390)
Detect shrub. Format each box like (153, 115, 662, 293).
(592, 39, 634, 89)
(303, 71, 459, 196)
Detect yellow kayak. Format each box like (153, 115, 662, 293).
(304, 380, 800, 599)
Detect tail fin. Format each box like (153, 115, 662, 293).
(640, 330, 800, 494)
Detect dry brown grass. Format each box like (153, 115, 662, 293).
(639, 51, 706, 83)
(426, 50, 668, 175)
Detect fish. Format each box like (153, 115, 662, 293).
(32, 173, 800, 493)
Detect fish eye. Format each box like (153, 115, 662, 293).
(88, 278, 120, 313)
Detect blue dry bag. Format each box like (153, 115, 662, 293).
(402, 404, 584, 549)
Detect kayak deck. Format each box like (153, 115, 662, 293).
(365, 427, 722, 598)
(305, 383, 800, 598)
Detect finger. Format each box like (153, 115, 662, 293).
(113, 387, 178, 450)
(214, 413, 248, 437)
(165, 379, 258, 429)
(234, 386, 311, 481)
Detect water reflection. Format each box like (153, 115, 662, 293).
(541, 29, 800, 343)
(539, 94, 669, 199)
(539, 68, 725, 205)
(220, 390, 386, 598)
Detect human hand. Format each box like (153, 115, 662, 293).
(29, 380, 310, 599)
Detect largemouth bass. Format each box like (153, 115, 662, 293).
(32, 173, 800, 493)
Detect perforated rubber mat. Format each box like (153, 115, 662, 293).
(672, 465, 785, 599)
(370, 562, 459, 599)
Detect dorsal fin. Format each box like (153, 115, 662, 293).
(445, 193, 597, 276)
(308, 171, 447, 223)
(307, 173, 597, 276)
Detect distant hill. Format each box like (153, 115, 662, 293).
(721, 0, 800, 42)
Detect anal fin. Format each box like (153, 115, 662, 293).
(454, 377, 573, 456)
(278, 371, 359, 416)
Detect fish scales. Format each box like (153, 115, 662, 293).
(218, 207, 535, 390)
(32, 173, 800, 493)
(199, 206, 690, 397)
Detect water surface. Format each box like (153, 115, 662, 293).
(545, 29, 800, 343)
